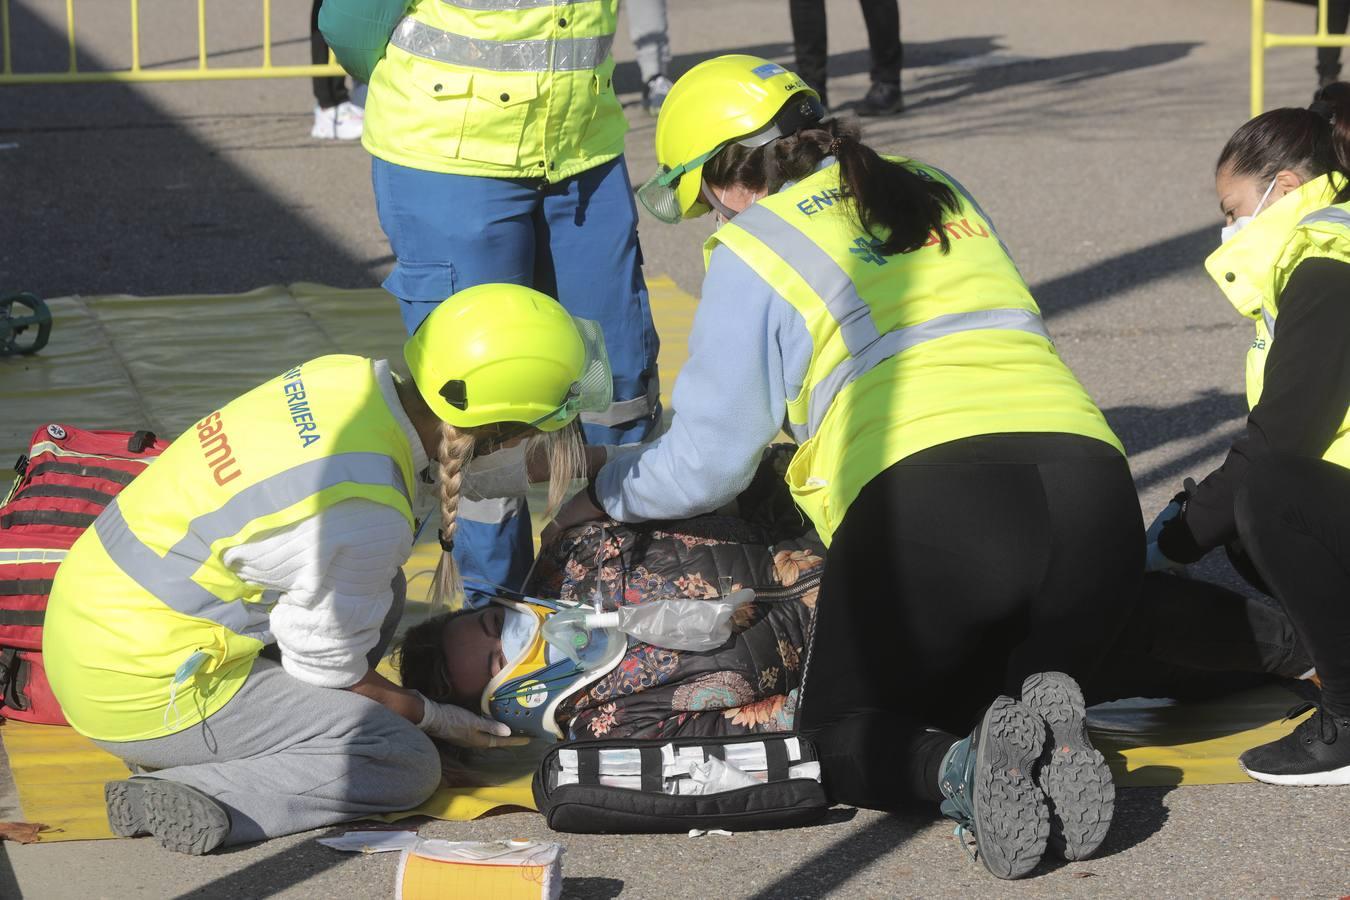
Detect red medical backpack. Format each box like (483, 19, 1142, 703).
(0, 423, 168, 724)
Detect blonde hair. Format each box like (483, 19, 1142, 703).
(429, 419, 587, 610)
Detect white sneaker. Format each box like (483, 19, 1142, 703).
(311, 101, 363, 140)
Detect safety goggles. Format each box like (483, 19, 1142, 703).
(635, 95, 826, 225)
(635, 146, 722, 224)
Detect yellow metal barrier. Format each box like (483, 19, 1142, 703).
(1252, 0, 1350, 117)
(0, 0, 345, 84)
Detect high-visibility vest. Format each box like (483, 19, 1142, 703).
(42, 356, 418, 742)
(1205, 173, 1350, 470)
(706, 161, 1122, 544)
(363, 0, 626, 182)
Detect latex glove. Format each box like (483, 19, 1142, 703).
(414, 692, 530, 749)
(1145, 500, 1183, 543)
(1144, 540, 1184, 573)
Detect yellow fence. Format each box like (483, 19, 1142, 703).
(0, 0, 344, 84)
(1252, 0, 1350, 116)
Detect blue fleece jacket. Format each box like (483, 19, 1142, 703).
(595, 244, 813, 522)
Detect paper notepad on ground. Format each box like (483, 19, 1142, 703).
(396, 839, 563, 900)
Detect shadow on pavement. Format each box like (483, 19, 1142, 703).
(562, 876, 625, 899)
(0, 3, 376, 297)
(908, 42, 1202, 111)
(1093, 781, 1175, 860)
(613, 36, 1003, 94)
(0, 844, 21, 900)
(1105, 389, 1247, 458)
(746, 812, 922, 899)
(168, 836, 352, 900)
(1131, 429, 1243, 493)
(1034, 224, 1219, 320)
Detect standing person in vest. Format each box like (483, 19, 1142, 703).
(42, 286, 610, 854)
(1146, 85, 1350, 787)
(318, 0, 661, 606)
(549, 56, 1140, 879)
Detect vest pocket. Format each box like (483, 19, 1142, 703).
(411, 67, 472, 159)
(580, 58, 622, 153)
(459, 73, 539, 167)
(783, 438, 833, 540)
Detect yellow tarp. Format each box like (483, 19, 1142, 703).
(0, 281, 1310, 843)
(3, 685, 1310, 843)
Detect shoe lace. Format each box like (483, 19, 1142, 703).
(938, 739, 980, 862)
(1285, 702, 1340, 744)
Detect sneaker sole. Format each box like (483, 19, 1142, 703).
(1239, 758, 1350, 786)
(105, 780, 148, 837)
(112, 779, 231, 855)
(972, 696, 1050, 880)
(1020, 671, 1115, 861)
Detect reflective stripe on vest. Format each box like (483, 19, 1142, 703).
(390, 16, 615, 72)
(731, 204, 1053, 436)
(805, 307, 1051, 435)
(580, 378, 660, 428)
(94, 453, 410, 639)
(1301, 207, 1350, 229)
(733, 205, 881, 356)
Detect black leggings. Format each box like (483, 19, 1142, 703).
(797, 433, 1143, 810)
(1236, 453, 1350, 715)
(311, 0, 349, 109)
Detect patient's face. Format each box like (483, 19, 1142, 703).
(441, 605, 507, 709)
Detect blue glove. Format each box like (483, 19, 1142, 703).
(1145, 540, 1183, 573)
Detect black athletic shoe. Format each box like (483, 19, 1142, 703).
(106, 778, 231, 855)
(1020, 672, 1115, 861)
(856, 81, 905, 117)
(939, 696, 1050, 880)
(1240, 703, 1350, 786)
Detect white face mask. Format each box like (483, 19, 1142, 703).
(705, 183, 760, 227)
(1220, 176, 1279, 244)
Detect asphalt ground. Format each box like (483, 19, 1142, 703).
(2, 0, 1349, 896)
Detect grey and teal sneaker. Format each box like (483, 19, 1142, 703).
(1020, 671, 1115, 860)
(939, 696, 1050, 879)
(106, 778, 231, 856)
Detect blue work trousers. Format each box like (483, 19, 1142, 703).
(372, 155, 660, 603)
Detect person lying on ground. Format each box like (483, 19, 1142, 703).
(397, 447, 824, 744)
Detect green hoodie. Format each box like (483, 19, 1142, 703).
(316, 0, 408, 84)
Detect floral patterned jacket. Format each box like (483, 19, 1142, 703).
(526, 446, 827, 741)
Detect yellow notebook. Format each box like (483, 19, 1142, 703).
(395, 839, 562, 900)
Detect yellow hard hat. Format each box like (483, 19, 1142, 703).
(403, 284, 611, 432)
(636, 55, 823, 224)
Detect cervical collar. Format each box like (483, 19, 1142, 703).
(482, 596, 627, 740)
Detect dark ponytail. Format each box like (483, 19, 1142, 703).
(1218, 81, 1350, 203)
(702, 116, 961, 255)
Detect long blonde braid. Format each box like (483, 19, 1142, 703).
(430, 421, 477, 610)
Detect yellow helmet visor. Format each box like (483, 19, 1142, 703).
(525, 316, 612, 432)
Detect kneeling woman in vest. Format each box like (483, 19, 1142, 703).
(1146, 85, 1350, 787)
(549, 56, 1142, 879)
(41, 284, 604, 854)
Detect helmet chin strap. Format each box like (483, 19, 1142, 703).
(703, 180, 760, 224)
